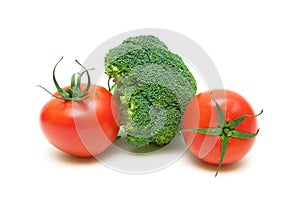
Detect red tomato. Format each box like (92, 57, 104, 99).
(40, 84, 120, 157)
(182, 89, 258, 166)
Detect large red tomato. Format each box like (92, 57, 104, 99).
(38, 58, 120, 157)
(182, 89, 261, 175)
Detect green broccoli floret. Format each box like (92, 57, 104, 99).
(105, 35, 168, 82)
(126, 84, 181, 147)
(122, 35, 168, 49)
(123, 65, 192, 147)
(104, 35, 197, 147)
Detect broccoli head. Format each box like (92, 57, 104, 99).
(104, 35, 197, 147)
(105, 35, 168, 82)
(122, 35, 168, 49)
(122, 64, 194, 147)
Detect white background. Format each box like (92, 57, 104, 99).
(1, 0, 299, 199)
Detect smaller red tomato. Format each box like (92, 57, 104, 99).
(182, 89, 262, 176)
(38, 57, 120, 157)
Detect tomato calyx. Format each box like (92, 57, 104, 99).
(37, 57, 95, 101)
(183, 97, 263, 177)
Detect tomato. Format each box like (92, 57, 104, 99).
(182, 89, 261, 175)
(40, 84, 119, 157)
(38, 57, 120, 157)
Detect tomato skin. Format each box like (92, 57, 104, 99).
(40, 84, 120, 157)
(182, 89, 257, 165)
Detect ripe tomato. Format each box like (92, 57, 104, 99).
(38, 57, 120, 158)
(182, 89, 260, 175)
(40, 84, 120, 157)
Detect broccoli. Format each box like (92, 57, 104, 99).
(104, 35, 197, 147)
(122, 35, 168, 49)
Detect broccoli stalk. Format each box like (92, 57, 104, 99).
(105, 35, 197, 147)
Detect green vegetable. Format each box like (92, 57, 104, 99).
(122, 35, 168, 49)
(105, 35, 197, 147)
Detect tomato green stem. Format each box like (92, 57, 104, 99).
(108, 78, 112, 92)
(37, 57, 94, 101)
(75, 60, 94, 96)
(52, 56, 66, 96)
(212, 98, 226, 128)
(227, 109, 263, 129)
(183, 128, 222, 136)
(36, 85, 68, 100)
(215, 135, 229, 177)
